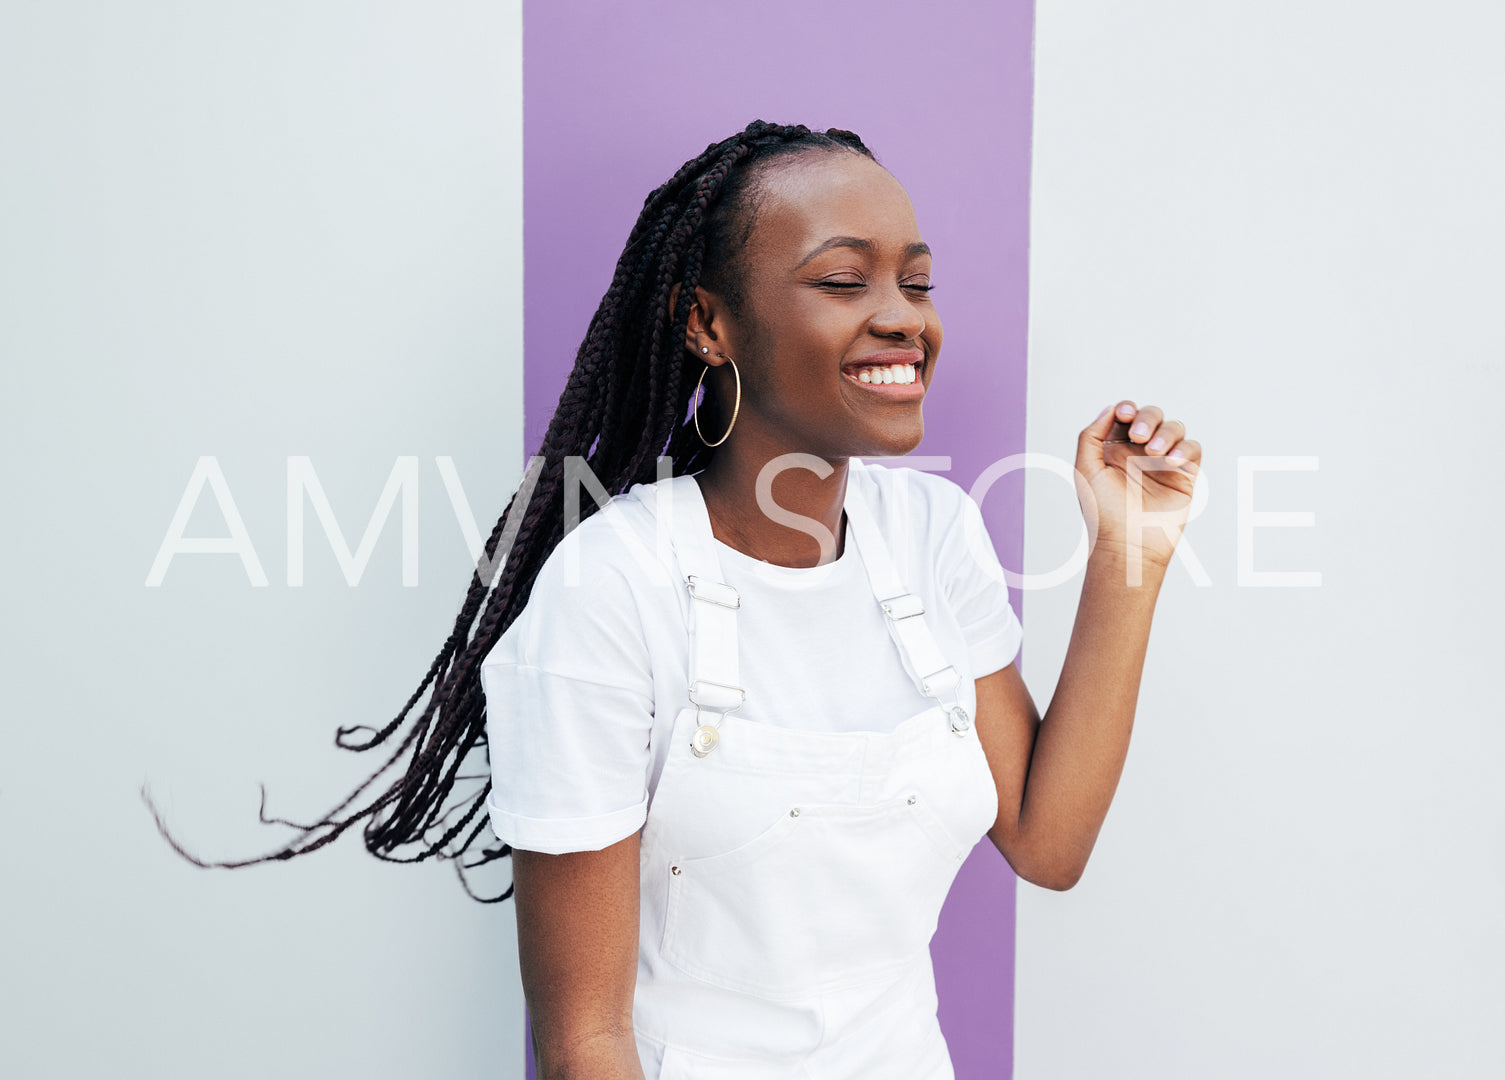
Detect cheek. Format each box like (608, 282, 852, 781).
(924, 313, 943, 354)
(755, 313, 848, 389)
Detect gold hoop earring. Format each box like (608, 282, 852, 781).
(693, 355, 741, 448)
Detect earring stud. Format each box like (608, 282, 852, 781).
(701, 346, 709, 354)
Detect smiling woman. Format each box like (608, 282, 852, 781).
(155, 119, 1200, 1080)
(683, 148, 945, 548)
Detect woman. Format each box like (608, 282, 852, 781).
(159, 120, 1199, 1078)
(487, 121, 1197, 1078)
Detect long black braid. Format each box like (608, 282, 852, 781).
(145, 120, 879, 902)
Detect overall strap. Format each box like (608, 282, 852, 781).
(662, 474, 744, 757)
(842, 461, 973, 736)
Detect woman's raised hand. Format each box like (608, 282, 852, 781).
(1074, 400, 1202, 572)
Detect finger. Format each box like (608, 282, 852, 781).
(1125, 404, 1164, 446)
(1087, 400, 1136, 446)
(1165, 437, 1201, 469)
(1144, 418, 1186, 457)
(1100, 400, 1140, 444)
(1083, 403, 1131, 448)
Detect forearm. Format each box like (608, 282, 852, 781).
(1017, 542, 1165, 888)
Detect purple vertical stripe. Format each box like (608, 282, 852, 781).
(523, 3, 1034, 1076)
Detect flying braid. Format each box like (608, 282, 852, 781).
(145, 120, 878, 902)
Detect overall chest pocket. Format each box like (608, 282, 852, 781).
(657, 786, 970, 1001)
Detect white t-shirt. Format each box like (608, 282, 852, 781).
(481, 460, 1023, 855)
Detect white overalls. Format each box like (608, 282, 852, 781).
(631, 468, 1000, 1079)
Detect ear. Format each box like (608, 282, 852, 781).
(672, 283, 734, 365)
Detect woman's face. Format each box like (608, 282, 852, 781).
(704, 151, 943, 461)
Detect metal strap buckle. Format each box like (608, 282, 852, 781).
(687, 679, 746, 758)
(686, 575, 741, 610)
(688, 679, 746, 714)
(920, 665, 961, 697)
(880, 593, 925, 621)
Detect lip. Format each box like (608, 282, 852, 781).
(840, 349, 926, 400)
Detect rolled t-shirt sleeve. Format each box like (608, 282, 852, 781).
(480, 522, 656, 855)
(941, 489, 1024, 678)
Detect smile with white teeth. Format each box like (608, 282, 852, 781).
(854, 363, 917, 385)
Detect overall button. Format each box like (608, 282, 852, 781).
(690, 725, 720, 757)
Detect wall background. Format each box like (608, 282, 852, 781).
(4, 2, 1501, 1079)
(1018, 1, 1504, 1077)
(520, 1, 1035, 1075)
(1, 2, 525, 1077)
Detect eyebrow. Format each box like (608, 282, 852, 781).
(794, 236, 932, 268)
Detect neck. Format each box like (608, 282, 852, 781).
(695, 438, 850, 569)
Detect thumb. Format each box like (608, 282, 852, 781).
(1082, 400, 1129, 445)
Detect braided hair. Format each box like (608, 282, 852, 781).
(146, 120, 879, 902)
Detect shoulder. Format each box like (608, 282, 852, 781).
(485, 477, 681, 673)
(852, 458, 976, 533)
(853, 459, 1009, 603)
(530, 476, 679, 597)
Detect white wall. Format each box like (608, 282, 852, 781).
(1019, 2, 1503, 1076)
(0, 3, 526, 1077)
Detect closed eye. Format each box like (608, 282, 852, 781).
(817, 282, 937, 294)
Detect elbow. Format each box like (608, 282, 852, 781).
(993, 829, 1086, 891)
(533, 1030, 641, 1080)
(1035, 864, 1084, 891)
(1020, 855, 1085, 892)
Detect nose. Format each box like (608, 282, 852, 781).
(867, 287, 927, 341)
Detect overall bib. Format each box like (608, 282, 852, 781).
(632, 466, 1000, 1079)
